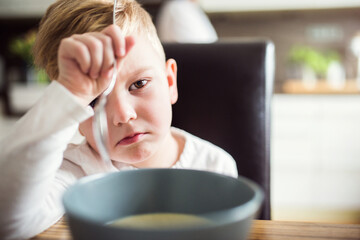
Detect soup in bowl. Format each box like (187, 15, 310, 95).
(62, 168, 263, 240)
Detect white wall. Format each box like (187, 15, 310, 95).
(0, 0, 55, 18)
(2, 0, 360, 18)
(199, 0, 360, 12)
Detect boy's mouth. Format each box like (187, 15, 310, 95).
(117, 133, 146, 146)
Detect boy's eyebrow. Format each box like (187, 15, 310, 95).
(127, 66, 155, 76)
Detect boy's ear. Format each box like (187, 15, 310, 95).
(165, 58, 178, 104)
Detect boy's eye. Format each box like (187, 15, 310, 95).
(129, 80, 148, 90)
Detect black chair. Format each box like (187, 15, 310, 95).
(163, 39, 275, 220)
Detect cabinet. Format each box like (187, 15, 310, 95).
(271, 94, 360, 223)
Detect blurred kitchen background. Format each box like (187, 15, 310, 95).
(1, 0, 360, 224)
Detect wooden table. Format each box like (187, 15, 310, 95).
(31, 217, 360, 240)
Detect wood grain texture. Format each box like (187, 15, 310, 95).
(249, 220, 360, 240)
(31, 217, 360, 240)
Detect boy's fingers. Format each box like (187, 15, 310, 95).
(95, 34, 116, 78)
(114, 36, 135, 71)
(124, 36, 135, 56)
(59, 37, 91, 75)
(113, 36, 135, 73)
(102, 24, 125, 58)
(73, 34, 103, 79)
(61, 27, 135, 84)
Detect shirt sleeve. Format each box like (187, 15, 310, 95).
(0, 81, 92, 239)
(218, 152, 238, 178)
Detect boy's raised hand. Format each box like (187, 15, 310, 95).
(57, 25, 135, 106)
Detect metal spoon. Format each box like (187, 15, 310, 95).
(92, 0, 118, 165)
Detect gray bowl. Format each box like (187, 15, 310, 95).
(62, 169, 263, 240)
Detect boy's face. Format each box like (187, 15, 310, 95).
(79, 34, 178, 167)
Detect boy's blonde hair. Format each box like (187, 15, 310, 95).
(33, 0, 164, 80)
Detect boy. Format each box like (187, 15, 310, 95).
(0, 0, 237, 239)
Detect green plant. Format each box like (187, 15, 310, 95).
(9, 30, 49, 84)
(9, 30, 36, 65)
(288, 45, 340, 77)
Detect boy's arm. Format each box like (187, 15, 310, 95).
(0, 24, 134, 239)
(0, 81, 91, 239)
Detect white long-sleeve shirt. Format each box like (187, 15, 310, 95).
(0, 81, 237, 239)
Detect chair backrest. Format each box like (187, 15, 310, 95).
(163, 39, 274, 220)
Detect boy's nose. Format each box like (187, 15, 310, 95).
(110, 95, 137, 125)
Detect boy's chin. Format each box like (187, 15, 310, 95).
(110, 149, 153, 167)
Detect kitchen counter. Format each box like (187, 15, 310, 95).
(271, 94, 360, 223)
(282, 79, 360, 94)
